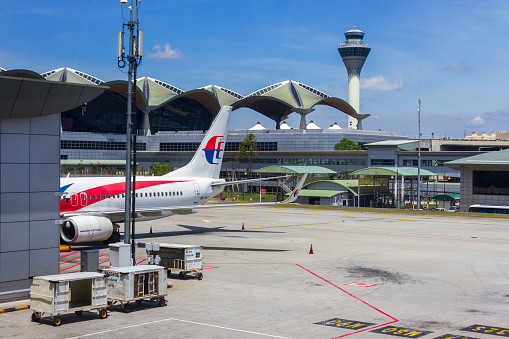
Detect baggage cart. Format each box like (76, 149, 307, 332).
(146, 243, 203, 280)
(30, 272, 108, 326)
(102, 265, 167, 313)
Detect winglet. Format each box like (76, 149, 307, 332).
(279, 171, 308, 204)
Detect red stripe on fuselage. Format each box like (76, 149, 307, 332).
(60, 180, 191, 213)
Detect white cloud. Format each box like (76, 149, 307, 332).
(441, 62, 471, 72)
(467, 116, 485, 126)
(360, 76, 403, 91)
(146, 43, 183, 60)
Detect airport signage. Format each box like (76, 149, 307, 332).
(261, 189, 267, 195)
(432, 334, 480, 339)
(461, 325, 509, 337)
(315, 318, 376, 330)
(370, 325, 432, 337)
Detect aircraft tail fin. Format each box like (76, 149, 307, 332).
(279, 171, 309, 204)
(165, 106, 232, 179)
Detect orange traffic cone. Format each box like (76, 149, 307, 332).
(149, 226, 153, 234)
(241, 223, 245, 230)
(309, 244, 314, 254)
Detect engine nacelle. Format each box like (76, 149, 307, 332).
(61, 216, 114, 243)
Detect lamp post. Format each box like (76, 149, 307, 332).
(118, 0, 142, 264)
(417, 91, 421, 210)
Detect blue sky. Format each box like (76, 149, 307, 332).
(1, 0, 509, 138)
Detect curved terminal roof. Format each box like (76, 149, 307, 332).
(233, 80, 370, 124)
(136, 77, 184, 109)
(9, 67, 372, 129)
(0, 71, 106, 119)
(42, 67, 104, 85)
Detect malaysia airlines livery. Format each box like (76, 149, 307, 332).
(60, 106, 308, 244)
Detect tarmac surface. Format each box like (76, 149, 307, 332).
(1, 205, 509, 338)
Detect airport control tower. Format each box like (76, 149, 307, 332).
(338, 28, 370, 129)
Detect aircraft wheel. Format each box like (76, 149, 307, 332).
(31, 312, 41, 322)
(99, 309, 108, 319)
(158, 298, 165, 307)
(53, 317, 62, 326)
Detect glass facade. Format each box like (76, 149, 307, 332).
(371, 159, 395, 166)
(150, 97, 213, 133)
(473, 170, 509, 195)
(61, 91, 144, 134)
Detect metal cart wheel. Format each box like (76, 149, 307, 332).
(124, 303, 132, 313)
(158, 298, 165, 307)
(179, 272, 185, 279)
(75, 310, 83, 316)
(197, 272, 203, 280)
(99, 309, 108, 319)
(135, 299, 142, 305)
(31, 312, 41, 322)
(53, 317, 62, 326)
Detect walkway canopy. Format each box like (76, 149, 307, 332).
(255, 165, 336, 175)
(350, 167, 436, 177)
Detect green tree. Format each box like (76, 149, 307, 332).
(236, 133, 258, 179)
(149, 162, 172, 176)
(334, 137, 362, 150)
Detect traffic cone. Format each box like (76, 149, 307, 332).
(241, 223, 245, 230)
(309, 244, 314, 254)
(149, 226, 153, 234)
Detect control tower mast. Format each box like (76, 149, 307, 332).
(338, 28, 370, 129)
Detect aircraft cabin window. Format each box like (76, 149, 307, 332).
(173, 192, 175, 196)
(108, 194, 111, 198)
(149, 193, 152, 197)
(180, 191, 183, 195)
(88, 195, 91, 199)
(94, 195, 97, 199)
(73, 195, 77, 200)
(145, 193, 148, 197)
(122, 194, 125, 198)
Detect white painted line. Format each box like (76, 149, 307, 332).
(66, 317, 292, 339)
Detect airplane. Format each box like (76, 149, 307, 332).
(59, 105, 308, 244)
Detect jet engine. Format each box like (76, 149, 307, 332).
(60, 216, 114, 243)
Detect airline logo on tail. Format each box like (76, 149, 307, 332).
(202, 136, 224, 164)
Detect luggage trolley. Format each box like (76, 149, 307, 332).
(30, 272, 108, 326)
(102, 265, 167, 313)
(146, 243, 203, 280)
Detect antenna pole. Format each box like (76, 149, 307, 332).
(118, 0, 142, 265)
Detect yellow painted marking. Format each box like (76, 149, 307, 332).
(15, 306, 28, 310)
(247, 222, 332, 230)
(397, 220, 419, 222)
(342, 216, 361, 218)
(342, 220, 360, 223)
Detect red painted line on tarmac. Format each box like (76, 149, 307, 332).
(137, 259, 147, 264)
(60, 251, 80, 259)
(206, 262, 398, 338)
(60, 256, 80, 265)
(296, 264, 397, 321)
(60, 263, 81, 272)
(331, 320, 399, 339)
